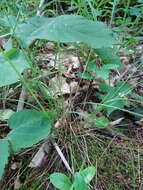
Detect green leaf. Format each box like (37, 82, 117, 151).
(50, 173, 72, 190)
(87, 62, 109, 79)
(87, 61, 97, 72)
(14, 15, 116, 48)
(0, 15, 17, 28)
(7, 110, 51, 151)
(105, 99, 125, 115)
(98, 82, 131, 115)
(76, 72, 94, 80)
(0, 139, 10, 180)
(93, 116, 109, 128)
(98, 82, 111, 91)
(8, 109, 46, 129)
(95, 48, 122, 68)
(80, 167, 96, 184)
(130, 7, 142, 16)
(95, 69, 109, 79)
(73, 173, 88, 190)
(102, 64, 119, 70)
(116, 82, 131, 95)
(0, 48, 30, 87)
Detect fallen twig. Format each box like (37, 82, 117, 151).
(16, 70, 28, 112)
(52, 142, 74, 175)
(37, 0, 45, 16)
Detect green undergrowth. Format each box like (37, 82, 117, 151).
(2, 133, 142, 190)
(67, 134, 142, 190)
(0, 0, 143, 189)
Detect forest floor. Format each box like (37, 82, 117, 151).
(0, 0, 143, 190)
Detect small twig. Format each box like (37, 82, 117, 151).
(116, 66, 131, 83)
(116, 59, 142, 83)
(0, 124, 8, 127)
(53, 142, 74, 175)
(16, 70, 28, 112)
(109, 117, 124, 127)
(128, 74, 143, 80)
(37, 0, 45, 16)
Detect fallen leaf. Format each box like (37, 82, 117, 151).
(109, 117, 124, 127)
(0, 109, 15, 121)
(48, 76, 70, 96)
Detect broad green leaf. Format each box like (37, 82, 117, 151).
(76, 72, 94, 80)
(50, 173, 72, 190)
(93, 116, 109, 128)
(0, 15, 17, 28)
(8, 109, 47, 129)
(80, 167, 96, 184)
(0, 139, 10, 180)
(7, 110, 51, 151)
(14, 15, 116, 48)
(0, 48, 30, 87)
(88, 61, 119, 71)
(73, 173, 88, 190)
(95, 48, 122, 68)
(130, 7, 142, 16)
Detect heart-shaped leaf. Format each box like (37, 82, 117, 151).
(0, 48, 30, 87)
(50, 173, 72, 190)
(14, 15, 116, 48)
(80, 167, 96, 184)
(73, 173, 88, 190)
(76, 72, 94, 80)
(95, 48, 122, 68)
(7, 110, 51, 151)
(93, 116, 109, 128)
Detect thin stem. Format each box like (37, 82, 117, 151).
(123, 0, 131, 21)
(109, 0, 118, 27)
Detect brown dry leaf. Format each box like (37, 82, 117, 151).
(0, 109, 15, 121)
(69, 81, 78, 94)
(45, 42, 56, 49)
(28, 145, 46, 168)
(11, 162, 19, 170)
(29, 141, 51, 168)
(36, 51, 80, 73)
(48, 76, 70, 96)
(115, 172, 125, 182)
